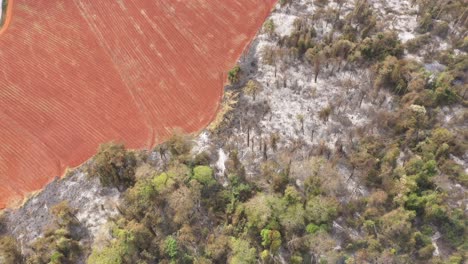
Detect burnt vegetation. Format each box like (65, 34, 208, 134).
(0, 0, 467, 263)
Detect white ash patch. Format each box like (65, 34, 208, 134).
(438, 41, 450, 51)
(274, 0, 316, 16)
(450, 154, 468, 174)
(438, 105, 467, 129)
(432, 232, 441, 256)
(424, 61, 446, 74)
(399, 31, 416, 43)
(270, 13, 297, 37)
(4, 169, 121, 252)
(216, 148, 229, 186)
(372, 0, 418, 43)
(192, 131, 211, 154)
(254, 39, 273, 64)
(405, 53, 424, 63)
(252, 57, 388, 150)
(218, 0, 400, 198)
(74, 173, 121, 236)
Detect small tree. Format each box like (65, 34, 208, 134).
(0, 236, 22, 264)
(90, 143, 137, 191)
(193, 166, 216, 187)
(29, 202, 82, 264)
(167, 130, 193, 157)
(306, 47, 323, 83)
(229, 237, 257, 264)
(263, 19, 276, 37)
(164, 236, 178, 260)
(296, 114, 305, 134)
(51, 201, 78, 228)
(409, 104, 427, 141)
(260, 229, 282, 253)
(243, 80, 261, 101)
(228, 65, 241, 85)
(318, 105, 333, 122)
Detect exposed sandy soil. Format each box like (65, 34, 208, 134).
(0, 0, 276, 208)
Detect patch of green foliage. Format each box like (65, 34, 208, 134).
(90, 143, 137, 190)
(228, 65, 241, 85)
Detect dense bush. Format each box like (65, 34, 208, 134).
(344, 0, 377, 39)
(263, 19, 275, 37)
(375, 56, 411, 94)
(89, 143, 137, 190)
(405, 34, 431, 53)
(228, 65, 241, 85)
(280, 17, 316, 56)
(0, 236, 22, 264)
(358, 32, 404, 62)
(192, 166, 215, 187)
(27, 202, 82, 264)
(432, 21, 449, 38)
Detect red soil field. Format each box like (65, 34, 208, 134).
(0, 0, 276, 208)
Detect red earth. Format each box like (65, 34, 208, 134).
(0, 0, 276, 208)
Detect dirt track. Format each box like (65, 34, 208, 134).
(0, 0, 276, 208)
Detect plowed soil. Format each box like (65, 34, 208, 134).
(0, 0, 276, 208)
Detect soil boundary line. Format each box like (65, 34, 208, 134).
(0, 0, 13, 35)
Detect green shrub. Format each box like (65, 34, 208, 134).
(279, 0, 292, 6)
(306, 223, 321, 234)
(164, 236, 178, 259)
(290, 255, 304, 264)
(447, 255, 464, 264)
(193, 166, 216, 187)
(417, 244, 435, 260)
(359, 31, 403, 61)
(125, 179, 157, 213)
(229, 237, 257, 264)
(346, 0, 377, 38)
(279, 203, 306, 233)
(375, 56, 409, 94)
(28, 203, 82, 264)
(331, 39, 355, 60)
(441, 209, 466, 247)
(305, 196, 338, 225)
(228, 65, 241, 84)
(167, 131, 193, 157)
(88, 244, 123, 264)
(433, 71, 460, 105)
(260, 229, 281, 253)
(243, 194, 273, 229)
(405, 34, 431, 53)
(89, 221, 152, 264)
(379, 208, 416, 246)
(90, 143, 137, 190)
(281, 17, 316, 55)
(318, 105, 333, 122)
(263, 19, 275, 37)
(0, 236, 22, 264)
(417, 13, 434, 33)
(432, 21, 449, 38)
(431, 128, 454, 146)
(152, 172, 176, 192)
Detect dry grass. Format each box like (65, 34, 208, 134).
(208, 91, 239, 132)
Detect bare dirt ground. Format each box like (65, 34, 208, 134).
(0, 0, 276, 208)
